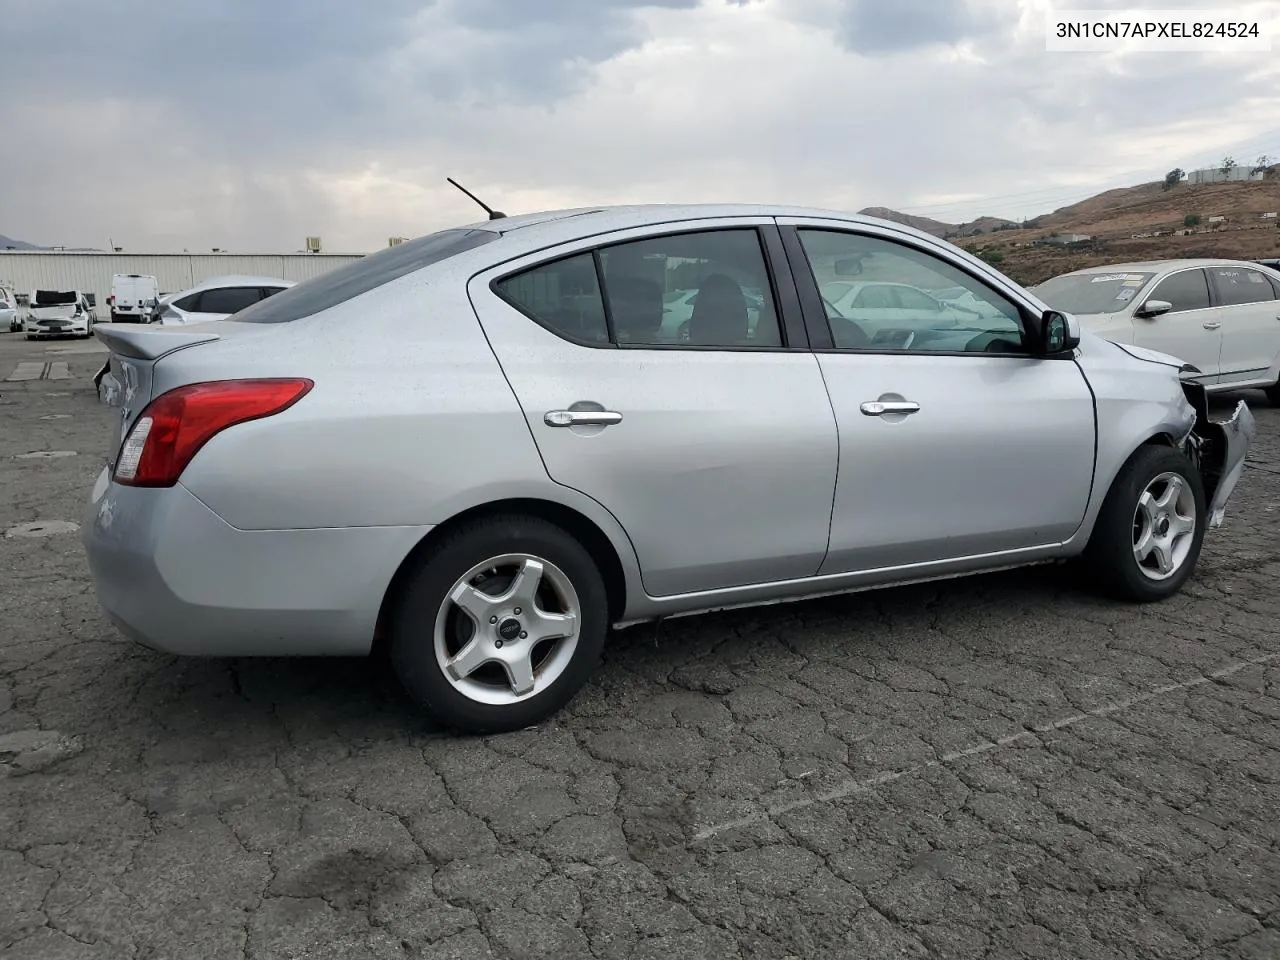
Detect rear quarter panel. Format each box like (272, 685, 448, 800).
(167, 267, 645, 590)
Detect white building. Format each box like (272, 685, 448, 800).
(0, 251, 365, 306)
(1188, 166, 1264, 184)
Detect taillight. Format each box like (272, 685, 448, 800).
(113, 379, 313, 487)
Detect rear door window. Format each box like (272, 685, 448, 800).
(198, 286, 265, 315)
(494, 228, 786, 349)
(1148, 269, 1210, 313)
(496, 253, 610, 345)
(1209, 266, 1278, 306)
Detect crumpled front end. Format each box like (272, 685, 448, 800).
(1179, 381, 1257, 528)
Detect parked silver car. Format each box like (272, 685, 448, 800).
(83, 205, 1255, 733)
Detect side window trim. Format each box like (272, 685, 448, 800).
(591, 249, 620, 345)
(489, 223, 805, 352)
(777, 223, 1035, 357)
(759, 223, 811, 351)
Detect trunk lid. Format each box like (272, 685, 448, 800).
(95, 324, 225, 468)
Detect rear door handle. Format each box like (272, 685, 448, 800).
(1202, 321, 1221, 330)
(544, 410, 623, 427)
(860, 400, 920, 417)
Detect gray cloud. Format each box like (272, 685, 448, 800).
(0, 1, 1275, 251)
(836, 0, 1004, 54)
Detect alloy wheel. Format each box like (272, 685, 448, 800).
(432, 553, 581, 705)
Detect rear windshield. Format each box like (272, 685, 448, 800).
(231, 228, 498, 324)
(1034, 271, 1155, 314)
(34, 289, 78, 306)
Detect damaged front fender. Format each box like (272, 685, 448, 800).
(1180, 381, 1257, 528)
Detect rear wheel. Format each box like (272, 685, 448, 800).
(389, 515, 609, 734)
(1083, 445, 1205, 601)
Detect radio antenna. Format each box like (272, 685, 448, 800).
(447, 177, 507, 220)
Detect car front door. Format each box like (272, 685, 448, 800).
(469, 221, 839, 597)
(1130, 267, 1221, 383)
(778, 219, 1097, 573)
(1205, 264, 1280, 388)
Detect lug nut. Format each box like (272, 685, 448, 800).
(490, 616, 498, 624)
(495, 640, 504, 649)
(514, 607, 522, 615)
(520, 631, 528, 639)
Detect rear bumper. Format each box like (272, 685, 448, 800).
(81, 467, 431, 656)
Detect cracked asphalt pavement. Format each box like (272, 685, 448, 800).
(2, 331, 1279, 960)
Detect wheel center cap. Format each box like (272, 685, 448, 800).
(1156, 514, 1170, 536)
(497, 618, 522, 642)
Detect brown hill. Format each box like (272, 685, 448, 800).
(944, 175, 1280, 285)
(857, 206, 1017, 238)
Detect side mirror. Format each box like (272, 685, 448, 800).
(833, 257, 864, 276)
(1136, 299, 1172, 318)
(1039, 309, 1080, 355)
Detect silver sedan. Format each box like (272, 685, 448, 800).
(83, 204, 1255, 733)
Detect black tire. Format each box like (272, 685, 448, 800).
(389, 515, 609, 734)
(1082, 445, 1206, 602)
(1264, 381, 1280, 406)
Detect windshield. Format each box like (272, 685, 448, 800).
(33, 289, 78, 306)
(1035, 271, 1154, 314)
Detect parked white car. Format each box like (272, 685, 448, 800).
(25, 289, 94, 339)
(1035, 260, 1280, 404)
(0, 286, 18, 332)
(150, 276, 294, 325)
(109, 274, 160, 322)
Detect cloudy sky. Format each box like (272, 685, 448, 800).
(4, 0, 1279, 252)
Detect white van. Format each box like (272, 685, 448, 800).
(109, 274, 160, 322)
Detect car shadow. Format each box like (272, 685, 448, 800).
(127, 563, 1080, 746)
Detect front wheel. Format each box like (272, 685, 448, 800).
(389, 515, 609, 734)
(1082, 445, 1206, 601)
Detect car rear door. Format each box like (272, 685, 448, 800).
(468, 219, 839, 598)
(1130, 267, 1220, 383)
(777, 218, 1096, 573)
(1205, 264, 1280, 388)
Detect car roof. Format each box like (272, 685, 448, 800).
(1055, 258, 1270, 277)
(454, 203, 949, 248)
(192, 274, 295, 288)
(173, 275, 296, 298)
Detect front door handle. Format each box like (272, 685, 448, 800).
(544, 409, 623, 427)
(1202, 321, 1222, 330)
(860, 400, 920, 417)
